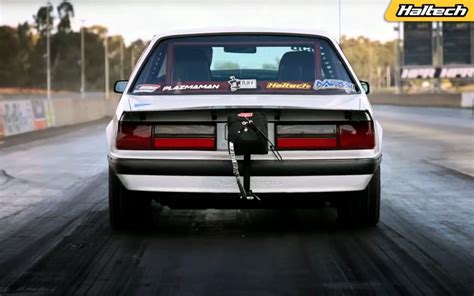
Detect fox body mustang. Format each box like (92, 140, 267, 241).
(106, 28, 383, 229)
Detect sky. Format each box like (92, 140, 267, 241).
(0, 0, 398, 45)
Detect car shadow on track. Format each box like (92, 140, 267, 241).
(117, 202, 378, 238)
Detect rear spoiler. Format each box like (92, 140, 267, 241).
(120, 108, 373, 123)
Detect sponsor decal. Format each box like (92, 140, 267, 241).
(313, 79, 356, 93)
(266, 82, 312, 90)
(228, 76, 257, 92)
(401, 66, 474, 79)
(238, 112, 253, 118)
(31, 99, 47, 130)
(133, 84, 161, 93)
(2, 100, 35, 136)
(396, 4, 468, 17)
(162, 84, 220, 91)
(290, 46, 314, 52)
(385, 0, 473, 22)
(440, 67, 474, 79)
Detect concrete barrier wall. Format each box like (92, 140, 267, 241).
(52, 97, 117, 127)
(0, 94, 118, 140)
(369, 93, 467, 108)
(461, 92, 474, 108)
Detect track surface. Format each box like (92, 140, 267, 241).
(0, 106, 472, 295)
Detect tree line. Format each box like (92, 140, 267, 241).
(0, 1, 396, 92)
(0, 1, 147, 92)
(341, 36, 397, 89)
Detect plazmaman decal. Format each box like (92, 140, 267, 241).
(162, 84, 220, 91)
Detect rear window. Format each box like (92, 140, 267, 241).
(131, 34, 359, 95)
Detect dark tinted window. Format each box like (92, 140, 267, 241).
(131, 35, 358, 95)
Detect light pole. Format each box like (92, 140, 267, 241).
(120, 38, 124, 79)
(433, 22, 442, 93)
(394, 23, 401, 94)
(104, 34, 109, 99)
(46, 2, 55, 125)
(80, 20, 85, 98)
(130, 46, 135, 70)
(338, 0, 342, 44)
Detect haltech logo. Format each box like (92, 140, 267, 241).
(397, 4, 467, 17)
(266, 82, 312, 89)
(385, 0, 474, 21)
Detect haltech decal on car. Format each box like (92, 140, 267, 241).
(313, 79, 356, 93)
(162, 84, 220, 91)
(266, 82, 312, 89)
(385, 0, 474, 21)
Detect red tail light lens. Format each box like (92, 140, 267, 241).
(277, 138, 337, 149)
(116, 123, 216, 150)
(116, 123, 152, 149)
(154, 138, 215, 149)
(339, 122, 375, 149)
(276, 124, 338, 150)
(154, 124, 216, 150)
(276, 122, 375, 150)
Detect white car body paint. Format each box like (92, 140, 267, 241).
(106, 27, 383, 194)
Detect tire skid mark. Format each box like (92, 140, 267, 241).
(0, 171, 108, 292)
(382, 203, 474, 278)
(4, 210, 110, 295)
(329, 232, 397, 295)
(73, 237, 122, 295)
(70, 231, 148, 296)
(0, 169, 14, 186)
(378, 211, 472, 294)
(3, 206, 474, 295)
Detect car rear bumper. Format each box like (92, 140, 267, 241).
(109, 156, 381, 193)
(117, 174, 374, 193)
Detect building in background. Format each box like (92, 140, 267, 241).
(401, 22, 474, 93)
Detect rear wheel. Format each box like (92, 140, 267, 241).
(108, 167, 152, 230)
(337, 167, 380, 227)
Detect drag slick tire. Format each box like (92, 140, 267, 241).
(108, 167, 152, 230)
(337, 167, 380, 227)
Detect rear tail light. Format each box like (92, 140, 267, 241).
(154, 138, 215, 149)
(154, 124, 216, 150)
(277, 125, 338, 149)
(338, 122, 375, 149)
(116, 122, 152, 149)
(277, 138, 337, 149)
(276, 122, 375, 150)
(116, 122, 216, 150)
